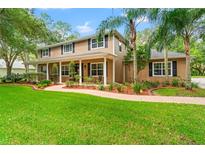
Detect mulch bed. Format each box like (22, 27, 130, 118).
(63, 85, 154, 96)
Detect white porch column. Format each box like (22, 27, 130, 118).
(79, 60, 82, 85)
(59, 61, 62, 83)
(46, 63, 49, 80)
(104, 57, 107, 86)
(112, 58, 115, 83)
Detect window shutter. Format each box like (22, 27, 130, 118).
(61, 45, 64, 55)
(40, 50, 42, 58)
(49, 48, 51, 57)
(105, 35, 108, 48)
(172, 61, 177, 76)
(73, 43, 75, 53)
(149, 62, 153, 77)
(88, 39, 91, 50)
(88, 63, 90, 76)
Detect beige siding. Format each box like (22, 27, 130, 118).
(125, 58, 186, 82)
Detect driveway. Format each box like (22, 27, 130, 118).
(192, 78, 205, 89)
(45, 85, 205, 106)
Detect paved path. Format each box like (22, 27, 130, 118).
(44, 85, 205, 106)
(192, 78, 205, 89)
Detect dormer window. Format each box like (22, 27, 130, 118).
(42, 49, 49, 57)
(91, 37, 104, 49)
(63, 43, 73, 54)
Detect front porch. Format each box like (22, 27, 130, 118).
(36, 57, 115, 86)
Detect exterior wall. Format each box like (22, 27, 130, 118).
(125, 58, 186, 82)
(38, 58, 113, 84)
(114, 37, 126, 83)
(38, 35, 114, 59)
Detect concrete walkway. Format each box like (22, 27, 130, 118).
(192, 78, 205, 89)
(44, 85, 205, 106)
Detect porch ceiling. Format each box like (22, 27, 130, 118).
(30, 51, 116, 64)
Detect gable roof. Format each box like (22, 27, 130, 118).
(38, 30, 125, 50)
(150, 50, 186, 60)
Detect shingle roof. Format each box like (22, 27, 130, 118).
(150, 50, 186, 60)
(38, 30, 125, 50)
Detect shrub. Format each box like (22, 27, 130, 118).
(172, 79, 179, 87)
(115, 83, 124, 93)
(150, 81, 160, 88)
(37, 83, 47, 89)
(39, 80, 51, 85)
(74, 75, 80, 82)
(109, 83, 114, 91)
(191, 82, 199, 88)
(84, 76, 94, 83)
(1, 73, 25, 83)
(180, 80, 186, 87)
(98, 84, 104, 91)
(132, 82, 143, 94)
(142, 81, 152, 89)
(162, 81, 170, 87)
(66, 81, 75, 87)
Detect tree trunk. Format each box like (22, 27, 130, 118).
(184, 36, 191, 89)
(6, 62, 12, 76)
(164, 47, 169, 81)
(129, 19, 137, 82)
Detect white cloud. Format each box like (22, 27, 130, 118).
(137, 16, 149, 23)
(76, 22, 93, 34)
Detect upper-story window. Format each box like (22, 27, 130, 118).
(63, 43, 73, 54)
(42, 49, 49, 57)
(91, 37, 104, 49)
(119, 41, 122, 52)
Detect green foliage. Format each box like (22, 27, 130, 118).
(108, 83, 114, 91)
(84, 76, 94, 83)
(68, 61, 76, 78)
(172, 79, 179, 87)
(98, 84, 105, 91)
(37, 80, 51, 89)
(74, 75, 80, 82)
(1, 73, 25, 83)
(191, 82, 199, 88)
(162, 81, 170, 87)
(132, 82, 143, 94)
(114, 83, 124, 92)
(66, 81, 76, 87)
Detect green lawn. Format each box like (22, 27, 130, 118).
(154, 87, 205, 97)
(192, 76, 205, 78)
(0, 85, 205, 144)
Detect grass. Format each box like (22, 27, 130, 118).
(154, 87, 205, 97)
(0, 85, 205, 144)
(192, 76, 205, 78)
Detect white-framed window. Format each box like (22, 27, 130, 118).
(119, 41, 122, 52)
(90, 63, 103, 76)
(91, 37, 104, 49)
(61, 65, 69, 76)
(153, 61, 172, 76)
(42, 65, 47, 73)
(63, 43, 73, 54)
(42, 49, 49, 57)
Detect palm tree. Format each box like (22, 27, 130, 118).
(148, 9, 175, 81)
(162, 9, 205, 89)
(97, 9, 157, 82)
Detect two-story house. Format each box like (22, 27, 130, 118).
(35, 30, 126, 85)
(34, 30, 187, 85)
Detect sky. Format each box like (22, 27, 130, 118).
(34, 8, 153, 37)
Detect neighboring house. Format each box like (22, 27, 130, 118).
(33, 30, 186, 85)
(0, 59, 35, 77)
